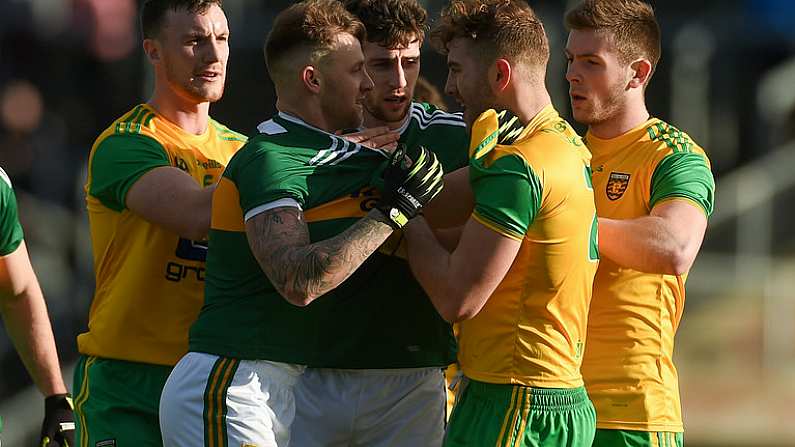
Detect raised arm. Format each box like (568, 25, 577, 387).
(599, 150, 714, 275)
(406, 216, 520, 322)
(247, 144, 444, 307)
(246, 207, 393, 306)
(598, 199, 707, 275)
(126, 166, 215, 240)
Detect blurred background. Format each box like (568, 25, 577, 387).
(0, 0, 793, 444)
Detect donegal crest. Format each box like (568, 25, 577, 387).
(606, 172, 630, 200)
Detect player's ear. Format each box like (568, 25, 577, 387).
(628, 58, 653, 89)
(302, 65, 322, 94)
(490, 58, 512, 95)
(143, 39, 160, 64)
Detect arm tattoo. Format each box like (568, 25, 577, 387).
(246, 207, 393, 305)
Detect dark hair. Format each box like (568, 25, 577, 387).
(431, 0, 548, 69)
(265, 0, 365, 78)
(343, 0, 427, 48)
(141, 0, 223, 39)
(565, 0, 661, 69)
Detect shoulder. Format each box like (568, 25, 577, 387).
(209, 118, 248, 143)
(640, 119, 709, 162)
(407, 102, 466, 130)
(0, 167, 12, 190)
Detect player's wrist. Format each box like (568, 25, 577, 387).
(44, 393, 73, 412)
(372, 205, 407, 230)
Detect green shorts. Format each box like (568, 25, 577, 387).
(444, 379, 596, 447)
(73, 355, 173, 447)
(593, 429, 683, 447)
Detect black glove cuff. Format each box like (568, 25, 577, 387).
(45, 393, 72, 412)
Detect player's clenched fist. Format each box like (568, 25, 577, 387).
(40, 394, 75, 447)
(376, 144, 444, 229)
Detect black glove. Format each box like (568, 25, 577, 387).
(495, 109, 526, 145)
(469, 109, 527, 160)
(376, 144, 444, 229)
(40, 394, 75, 447)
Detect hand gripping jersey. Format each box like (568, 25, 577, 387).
(78, 104, 246, 366)
(190, 104, 467, 368)
(0, 167, 24, 256)
(459, 106, 599, 387)
(582, 118, 715, 432)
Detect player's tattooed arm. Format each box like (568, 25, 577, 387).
(246, 206, 394, 306)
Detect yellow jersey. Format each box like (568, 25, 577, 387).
(459, 106, 598, 387)
(583, 118, 715, 432)
(78, 104, 246, 366)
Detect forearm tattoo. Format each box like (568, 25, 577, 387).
(247, 207, 392, 303)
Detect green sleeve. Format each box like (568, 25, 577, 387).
(88, 134, 171, 211)
(470, 154, 542, 240)
(0, 171, 23, 256)
(650, 152, 715, 216)
(233, 144, 309, 214)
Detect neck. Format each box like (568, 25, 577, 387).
(276, 96, 335, 133)
(588, 96, 650, 140)
(148, 85, 210, 135)
(500, 81, 552, 126)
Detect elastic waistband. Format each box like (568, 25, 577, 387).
(466, 379, 591, 412)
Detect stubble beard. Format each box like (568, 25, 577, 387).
(363, 94, 411, 127)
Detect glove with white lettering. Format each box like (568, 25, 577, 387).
(376, 144, 444, 229)
(40, 394, 75, 447)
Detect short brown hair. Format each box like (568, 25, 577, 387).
(565, 0, 661, 69)
(430, 0, 549, 69)
(265, 0, 365, 79)
(141, 0, 222, 39)
(343, 0, 427, 48)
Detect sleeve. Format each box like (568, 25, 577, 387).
(234, 144, 309, 216)
(649, 152, 715, 216)
(0, 171, 24, 256)
(469, 153, 542, 241)
(88, 134, 171, 212)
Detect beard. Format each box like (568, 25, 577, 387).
(462, 89, 497, 129)
(165, 67, 225, 104)
(322, 94, 363, 132)
(363, 94, 412, 126)
(573, 81, 625, 127)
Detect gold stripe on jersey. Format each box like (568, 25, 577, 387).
(303, 186, 376, 223)
(212, 178, 245, 232)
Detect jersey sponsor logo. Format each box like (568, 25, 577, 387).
(96, 440, 116, 447)
(606, 172, 630, 201)
(165, 238, 207, 282)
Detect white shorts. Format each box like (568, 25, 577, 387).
(160, 352, 305, 447)
(292, 367, 447, 447)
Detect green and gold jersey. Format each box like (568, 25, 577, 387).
(191, 104, 466, 368)
(458, 106, 599, 388)
(78, 104, 246, 366)
(0, 168, 24, 256)
(582, 118, 715, 432)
